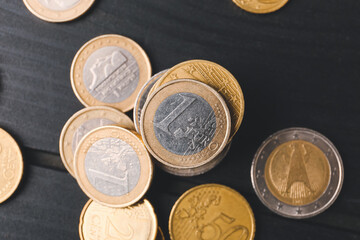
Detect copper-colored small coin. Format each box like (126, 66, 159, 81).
(169, 184, 255, 240)
(155, 227, 165, 240)
(79, 199, 158, 240)
(59, 106, 134, 177)
(74, 125, 153, 208)
(149, 60, 244, 141)
(23, 0, 95, 22)
(0, 129, 23, 204)
(71, 34, 152, 112)
(141, 79, 231, 172)
(232, 0, 288, 14)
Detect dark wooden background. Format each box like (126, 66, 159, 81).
(1, 0, 359, 239)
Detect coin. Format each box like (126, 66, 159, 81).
(71, 34, 152, 112)
(0, 129, 23, 204)
(23, 0, 95, 22)
(169, 184, 255, 240)
(149, 60, 244, 141)
(156, 227, 165, 240)
(79, 199, 158, 240)
(59, 106, 134, 177)
(74, 125, 153, 208)
(141, 79, 231, 172)
(251, 127, 344, 218)
(232, 0, 288, 14)
(133, 69, 168, 133)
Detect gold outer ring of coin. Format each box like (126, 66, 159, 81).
(232, 0, 289, 14)
(148, 59, 244, 142)
(59, 106, 135, 177)
(141, 79, 231, 170)
(79, 199, 158, 240)
(70, 34, 152, 112)
(0, 129, 23, 204)
(169, 183, 256, 240)
(74, 125, 153, 208)
(23, 0, 95, 22)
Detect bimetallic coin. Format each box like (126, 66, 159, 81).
(134, 69, 168, 133)
(71, 34, 151, 112)
(232, 0, 288, 14)
(74, 126, 153, 208)
(141, 79, 231, 172)
(79, 199, 158, 240)
(0, 129, 23, 204)
(23, 0, 95, 22)
(169, 184, 255, 240)
(149, 60, 244, 141)
(251, 127, 344, 218)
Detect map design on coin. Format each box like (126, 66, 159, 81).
(84, 138, 141, 196)
(153, 92, 216, 156)
(37, 0, 80, 10)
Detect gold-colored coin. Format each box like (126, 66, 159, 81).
(59, 106, 135, 177)
(232, 0, 288, 14)
(149, 60, 244, 141)
(79, 199, 158, 240)
(23, 0, 95, 22)
(265, 140, 330, 206)
(141, 79, 231, 172)
(74, 125, 153, 208)
(71, 34, 152, 112)
(0, 129, 23, 204)
(156, 227, 165, 240)
(169, 184, 255, 240)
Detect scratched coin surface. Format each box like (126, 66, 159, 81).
(149, 60, 244, 141)
(74, 125, 153, 207)
(141, 79, 231, 172)
(169, 184, 255, 240)
(71, 34, 151, 112)
(251, 127, 344, 218)
(59, 106, 134, 177)
(23, 0, 95, 22)
(134, 69, 168, 133)
(0, 129, 23, 204)
(79, 199, 157, 240)
(232, 0, 288, 14)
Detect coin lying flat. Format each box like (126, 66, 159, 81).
(59, 106, 134, 177)
(149, 60, 244, 141)
(71, 34, 151, 112)
(74, 125, 153, 208)
(232, 0, 288, 14)
(169, 184, 255, 240)
(251, 127, 344, 218)
(155, 227, 165, 240)
(23, 0, 95, 22)
(141, 79, 231, 173)
(0, 129, 23, 204)
(79, 199, 158, 240)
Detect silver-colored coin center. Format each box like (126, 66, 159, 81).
(84, 137, 141, 197)
(37, 0, 80, 11)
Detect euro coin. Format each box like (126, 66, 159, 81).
(232, 0, 288, 14)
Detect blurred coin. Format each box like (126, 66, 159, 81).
(74, 125, 153, 208)
(232, 0, 288, 14)
(155, 227, 165, 240)
(251, 127, 344, 218)
(79, 199, 157, 240)
(71, 34, 151, 112)
(59, 106, 134, 177)
(169, 184, 255, 240)
(23, 0, 95, 22)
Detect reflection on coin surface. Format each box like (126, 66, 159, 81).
(71, 34, 151, 112)
(74, 126, 153, 207)
(23, 0, 95, 22)
(169, 184, 255, 240)
(79, 199, 157, 240)
(149, 60, 244, 141)
(141, 79, 231, 171)
(134, 69, 168, 133)
(251, 128, 344, 218)
(59, 106, 134, 177)
(232, 0, 288, 14)
(0, 129, 23, 204)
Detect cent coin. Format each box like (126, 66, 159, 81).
(232, 0, 288, 14)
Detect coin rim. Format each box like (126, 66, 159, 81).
(232, 0, 289, 14)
